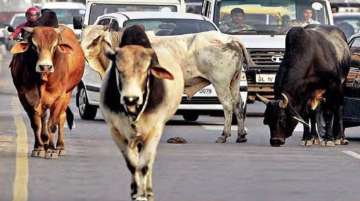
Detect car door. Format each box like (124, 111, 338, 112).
(344, 35, 360, 127)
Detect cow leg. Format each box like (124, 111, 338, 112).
(29, 111, 46, 157)
(310, 109, 320, 145)
(213, 84, 233, 143)
(55, 94, 72, 157)
(300, 113, 313, 146)
(321, 108, 335, 147)
(334, 105, 349, 145)
(229, 71, 247, 143)
(41, 112, 49, 147)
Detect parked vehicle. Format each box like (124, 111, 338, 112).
(334, 13, 360, 39)
(74, 0, 186, 29)
(40, 2, 86, 38)
(202, 0, 333, 102)
(76, 11, 248, 121)
(330, 0, 360, 13)
(343, 33, 360, 127)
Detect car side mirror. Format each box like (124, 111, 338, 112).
(73, 16, 83, 30)
(7, 26, 14, 32)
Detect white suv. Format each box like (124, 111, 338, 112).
(76, 11, 248, 121)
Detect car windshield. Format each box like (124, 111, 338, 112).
(124, 19, 217, 36)
(217, 0, 330, 35)
(12, 16, 26, 27)
(89, 4, 177, 25)
(334, 16, 360, 39)
(51, 9, 85, 24)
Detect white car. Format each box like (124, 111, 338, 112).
(40, 2, 86, 38)
(77, 11, 248, 121)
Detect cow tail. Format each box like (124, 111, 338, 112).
(228, 41, 254, 71)
(66, 107, 74, 130)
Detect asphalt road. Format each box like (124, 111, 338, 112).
(1, 51, 360, 201)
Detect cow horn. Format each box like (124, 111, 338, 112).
(292, 116, 310, 128)
(256, 93, 270, 104)
(22, 27, 34, 33)
(279, 93, 289, 108)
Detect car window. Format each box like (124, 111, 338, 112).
(89, 4, 177, 25)
(97, 18, 111, 26)
(109, 19, 120, 31)
(12, 16, 26, 27)
(124, 19, 217, 36)
(350, 37, 360, 49)
(50, 9, 85, 24)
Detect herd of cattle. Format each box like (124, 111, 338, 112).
(7, 14, 353, 201)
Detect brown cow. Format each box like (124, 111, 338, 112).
(10, 26, 85, 159)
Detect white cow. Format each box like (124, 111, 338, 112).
(100, 26, 184, 201)
(82, 25, 252, 143)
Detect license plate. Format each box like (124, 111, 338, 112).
(256, 74, 276, 83)
(194, 86, 216, 97)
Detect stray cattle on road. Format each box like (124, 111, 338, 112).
(258, 25, 351, 147)
(100, 25, 184, 201)
(83, 25, 252, 143)
(10, 26, 85, 158)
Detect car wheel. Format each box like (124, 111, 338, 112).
(183, 113, 199, 121)
(77, 85, 97, 120)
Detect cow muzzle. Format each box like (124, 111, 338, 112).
(122, 95, 141, 115)
(270, 137, 285, 147)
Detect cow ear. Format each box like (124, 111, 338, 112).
(58, 43, 72, 54)
(10, 42, 29, 54)
(150, 67, 174, 80)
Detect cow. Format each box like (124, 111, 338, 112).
(82, 25, 252, 143)
(100, 25, 184, 201)
(10, 25, 85, 158)
(257, 25, 351, 147)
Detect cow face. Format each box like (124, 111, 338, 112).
(10, 27, 72, 81)
(258, 94, 298, 147)
(106, 45, 174, 116)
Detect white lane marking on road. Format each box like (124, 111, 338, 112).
(342, 150, 360, 160)
(11, 97, 29, 201)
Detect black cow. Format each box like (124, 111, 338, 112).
(258, 25, 351, 147)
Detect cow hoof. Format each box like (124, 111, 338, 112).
(134, 196, 147, 201)
(300, 140, 313, 147)
(45, 150, 59, 159)
(321, 140, 335, 147)
(236, 136, 247, 143)
(335, 139, 349, 145)
(31, 149, 46, 158)
(215, 136, 227, 143)
(313, 138, 321, 145)
(57, 149, 66, 156)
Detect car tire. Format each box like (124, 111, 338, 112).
(77, 84, 97, 120)
(183, 113, 199, 121)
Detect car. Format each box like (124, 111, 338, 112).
(343, 33, 360, 127)
(76, 11, 248, 121)
(334, 13, 360, 39)
(40, 2, 86, 38)
(3, 13, 26, 50)
(75, 0, 186, 28)
(202, 0, 334, 102)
